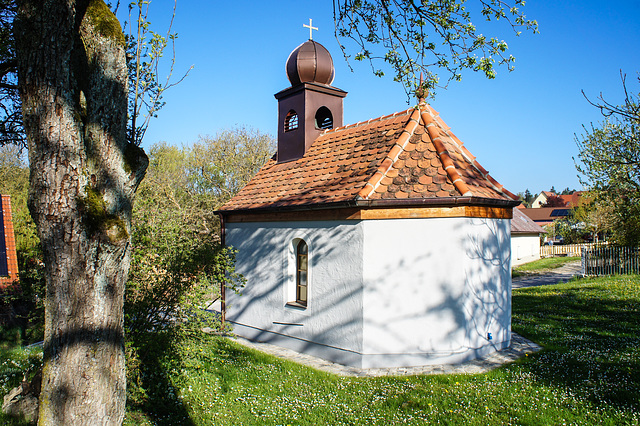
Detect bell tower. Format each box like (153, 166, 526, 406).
(275, 40, 347, 163)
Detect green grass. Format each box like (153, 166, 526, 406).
(125, 275, 639, 425)
(512, 256, 581, 278)
(2, 275, 639, 425)
(0, 341, 42, 425)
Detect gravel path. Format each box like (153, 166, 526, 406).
(512, 260, 582, 289)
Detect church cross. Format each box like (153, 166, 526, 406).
(303, 18, 318, 40)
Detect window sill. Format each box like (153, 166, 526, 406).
(285, 301, 307, 310)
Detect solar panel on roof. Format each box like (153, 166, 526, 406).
(0, 200, 8, 277)
(550, 209, 570, 217)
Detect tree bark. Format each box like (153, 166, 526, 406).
(14, 0, 147, 424)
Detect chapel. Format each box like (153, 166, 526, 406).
(217, 37, 520, 368)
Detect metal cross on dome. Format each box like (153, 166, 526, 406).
(303, 18, 318, 40)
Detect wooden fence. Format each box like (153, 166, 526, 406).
(581, 246, 640, 276)
(540, 243, 599, 258)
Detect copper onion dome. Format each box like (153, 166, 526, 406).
(286, 40, 335, 86)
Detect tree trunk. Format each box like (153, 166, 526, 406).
(14, 1, 147, 424)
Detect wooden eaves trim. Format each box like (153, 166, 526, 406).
(222, 204, 512, 223)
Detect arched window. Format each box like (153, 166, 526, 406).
(315, 106, 333, 130)
(284, 110, 299, 132)
(296, 240, 308, 306)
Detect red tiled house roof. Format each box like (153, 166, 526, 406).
(220, 102, 518, 213)
(559, 191, 584, 208)
(1, 194, 19, 289)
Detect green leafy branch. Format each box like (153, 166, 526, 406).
(121, 0, 192, 146)
(333, 0, 537, 98)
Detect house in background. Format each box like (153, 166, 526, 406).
(217, 39, 519, 369)
(531, 191, 555, 208)
(511, 208, 545, 265)
(531, 190, 584, 208)
(1, 195, 19, 289)
(520, 207, 570, 227)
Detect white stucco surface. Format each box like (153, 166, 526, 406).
(225, 216, 512, 368)
(225, 220, 365, 366)
(361, 217, 511, 367)
(511, 234, 541, 266)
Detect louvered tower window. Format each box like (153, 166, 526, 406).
(284, 110, 299, 132)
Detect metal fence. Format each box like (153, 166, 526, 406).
(581, 246, 640, 276)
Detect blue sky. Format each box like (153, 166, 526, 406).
(117, 1, 640, 196)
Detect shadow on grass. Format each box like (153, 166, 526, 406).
(512, 281, 640, 411)
(126, 331, 196, 426)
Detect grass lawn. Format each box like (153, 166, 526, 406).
(2, 275, 639, 425)
(512, 256, 581, 278)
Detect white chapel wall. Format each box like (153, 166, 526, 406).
(360, 217, 512, 368)
(225, 220, 365, 366)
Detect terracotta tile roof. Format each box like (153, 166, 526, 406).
(1, 195, 19, 289)
(511, 208, 546, 234)
(559, 191, 584, 208)
(220, 102, 518, 212)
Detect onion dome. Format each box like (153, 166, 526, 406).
(286, 40, 335, 86)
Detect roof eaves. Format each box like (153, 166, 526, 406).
(215, 195, 520, 216)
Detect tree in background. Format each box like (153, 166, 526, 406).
(542, 194, 566, 208)
(118, 0, 192, 147)
(333, 0, 537, 96)
(585, 201, 615, 243)
(517, 188, 534, 207)
(127, 128, 273, 325)
(576, 73, 640, 245)
(0, 0, 23, 148)
(124, 129, 272, 403)
(560, 187, 575, 195)
(0, 145, 34, 252)
(553, 212, 590, 244)
(189, 127, 276, 208)
(0, 145, 43, 342)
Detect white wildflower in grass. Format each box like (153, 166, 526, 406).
(45, 273, 633, 425)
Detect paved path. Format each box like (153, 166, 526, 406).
(512, 260, 582, 289)
(227, 262, 583, 377)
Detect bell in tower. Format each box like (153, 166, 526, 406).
(275, 39, 347, 163)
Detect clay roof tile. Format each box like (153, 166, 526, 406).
(220, 103, 516, 211)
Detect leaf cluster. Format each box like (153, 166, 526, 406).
(121, 0, 192, 146)
(333, 0, 538, 97)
